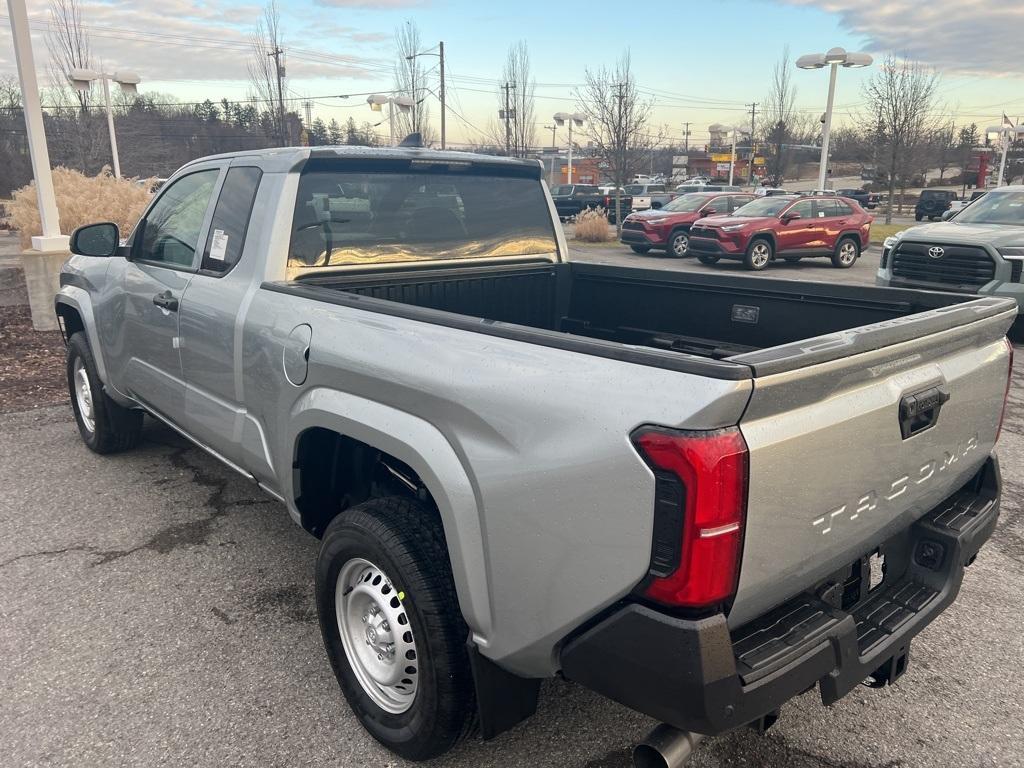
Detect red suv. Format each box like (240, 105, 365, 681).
(619, 192, 755, 257)
(687, 194, 873, 270)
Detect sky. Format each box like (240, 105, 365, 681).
(2, 0, 1023, 148)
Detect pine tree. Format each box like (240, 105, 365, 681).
(327, 118, 343, 144)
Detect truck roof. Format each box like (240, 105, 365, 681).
(177, 144, 541, 174)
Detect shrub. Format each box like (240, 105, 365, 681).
(573, 207, 613, 242)
(8, 167, 154, 250)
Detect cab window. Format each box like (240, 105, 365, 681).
(201, 166, 263, 274)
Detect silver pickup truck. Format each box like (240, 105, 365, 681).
(56, 147, 1014, 767)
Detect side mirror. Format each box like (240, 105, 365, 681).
(941, 209, 955, 221)
(70, 222, 120, 257)
(781, 211, 801, 222)
(701, 207, 717, 216)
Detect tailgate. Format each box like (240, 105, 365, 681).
(729, 298, 1014, 627)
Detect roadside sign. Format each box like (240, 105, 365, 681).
(672, 155, 688, 166)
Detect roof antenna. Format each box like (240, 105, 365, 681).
(398, 132, 423, 148)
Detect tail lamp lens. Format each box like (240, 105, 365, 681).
(633, 428, 749, 608)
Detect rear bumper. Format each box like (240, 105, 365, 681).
(560, 455, 1000, 735)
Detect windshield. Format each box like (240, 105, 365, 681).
(551, 185, 574, 195)
(733, 197, 794, 217)
(287, 164, 557, 276)
(663, 194, 714, 212)
(954, 189, 1024, 225)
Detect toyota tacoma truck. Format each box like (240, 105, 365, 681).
(57, 147, 1013, 766)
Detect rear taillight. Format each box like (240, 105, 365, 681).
(632, 427, 749, 609)
(997, 337, 1014, 443)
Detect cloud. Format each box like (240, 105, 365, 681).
(1, 0, 392, 88)
(783, 1, 1024, 77)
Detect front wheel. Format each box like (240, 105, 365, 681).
(66, 332, 143, 453)
(743, 239, 773, 271)
(915, 212, 923, 221)
(831, 237, 860, 268)
(668, 230, 689, 258)
(316, 497, 475, 761)
(630, 245, 651, 254)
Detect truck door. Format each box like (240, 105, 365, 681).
(117, 168, 221, 419)
(177, 166, 272, 478)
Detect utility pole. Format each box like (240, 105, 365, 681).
(268, 46, 287, 146)
(439, 41, 446, 150)
(501, 82, 515, 156)
(747, 102, 758, 184)
(682, 121, 691, 153)
(303, 99, 313, 126)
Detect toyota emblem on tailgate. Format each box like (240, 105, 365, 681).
(928, 246, 945, 259)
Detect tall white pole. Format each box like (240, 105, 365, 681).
(7, 0, 67, 250)
(100, 76, 121, 179)
(567, 121, 573, 185)
(388, 101, 395, 146)
(818, 63, 838, 191)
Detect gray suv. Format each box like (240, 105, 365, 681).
(877, 186, 1024, 329)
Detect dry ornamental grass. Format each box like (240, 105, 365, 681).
(8, 167, 153, 249)
(573, 207, 614, 242)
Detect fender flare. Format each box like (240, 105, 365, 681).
(836, 229, 865, 250)
(287, 387, 493, 642)
(54, 286, 109, 384)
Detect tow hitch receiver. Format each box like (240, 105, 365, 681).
(865, 646, 910, 688)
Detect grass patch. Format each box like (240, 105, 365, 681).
(870, 222, 915, 244)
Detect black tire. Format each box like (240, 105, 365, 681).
(743, 238, 773, 271)
(915, 212, 923, 221)
(831, 236, 860, 268)
(696, 253, 720, 265)
(315, 497, 475, 761)
(1009, 317, 1024, 344)
(630, 245, 651, 254)
(668, 229, 689, 258)
(66, 332, 143, 454)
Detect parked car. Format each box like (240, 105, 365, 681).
(688, 193, 873, 270)
(835, 188, 880, 210)
(625, 183, 673, 211)
(947, 189, 987, 214)
(915, 189, 958, 221)
(619, 191, 755, 256)
(675, 183, 744, 195)
(755, 187, 789, 197)
(57, 146, 1014, 766)
(877, 185, 1024, 331)
(550, 184, 632, 223)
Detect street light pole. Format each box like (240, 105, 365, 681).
(438, 41, 445, 149)
(68, 69, 140, 179)
(796, 47, 873, 192)
(99, 76, 121, 178)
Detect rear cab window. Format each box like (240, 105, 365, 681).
(286, 157, 558, 277)
(201, 166, 262, 274)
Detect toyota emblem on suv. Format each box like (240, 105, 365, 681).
(928, 246, 945, 259)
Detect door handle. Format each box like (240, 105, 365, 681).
(152, 291, 179, 312)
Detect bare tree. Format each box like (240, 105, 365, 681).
(760, 47, 798, 184)
(46, 0, 91, 113)
(576, 52, 654, 229)
(248, 1, 287, 144)
(930, 121, 957, 180)
(493, 41, 536, 157)
(393, 20, 434, 144)
(862, 55, 941, 222)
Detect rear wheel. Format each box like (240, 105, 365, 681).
(66, 332, 143, 454)
(915, 212, 923, 221)
(743, 238, 773, 271)
(832, 237, 859, 268)
(316, 497, 475, 761)
(668, 230, 689, 258)
(696, 253, 719, 265)
(630, 245, 651, 254)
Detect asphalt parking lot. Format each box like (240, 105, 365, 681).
(3, 246, 1023, 768)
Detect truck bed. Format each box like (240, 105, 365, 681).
(279, 260, 1000, 377)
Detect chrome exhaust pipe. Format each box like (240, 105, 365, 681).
(632, 724, 705, 768)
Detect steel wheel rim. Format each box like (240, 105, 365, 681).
(73, 358, 95, 433)
(839, 241, 857, 264)
(672, 233, 688, 256)
(336, 557, 419, 714)
(751, 243, 770, 267)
